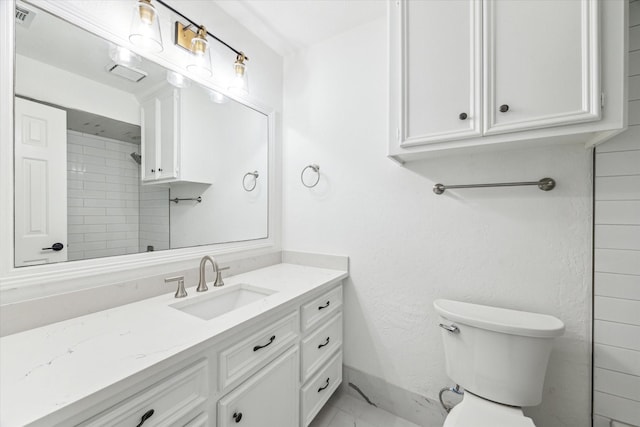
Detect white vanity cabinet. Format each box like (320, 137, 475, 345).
(389, 0, 627, 162)
(140, 87, 213, 185)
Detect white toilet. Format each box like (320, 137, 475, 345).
(433, 299, 565, 427)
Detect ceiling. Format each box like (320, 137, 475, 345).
(213, 0, 387, 56)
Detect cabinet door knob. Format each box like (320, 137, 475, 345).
(151, 169, 155, 173)
(158, 168, 163, 172)
(499, 104, 509, 113)
(135, 409, 154, 427)
(459, 112, 468, 120)
(42, 243, 64, 251)
(233, 412, 243, 423)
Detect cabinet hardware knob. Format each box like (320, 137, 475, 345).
(499, 104, 509, 113)
(318, 377, 330, 392)
(135, 409, 154, 427)
(42, 243, 64, 251)
(318, 337, 330, 349)
(151, 169, 155, 173)
(253, 335, 275, 352)
(318, 301, 330, 310)
(158, 168, 163, 172)
(233, 412, 243, 423)
(459, 112, 468, 120)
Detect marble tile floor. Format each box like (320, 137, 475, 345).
(310, 391, 422, 427)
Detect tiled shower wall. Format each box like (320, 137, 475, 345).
(139, 184, 169, 253)
(67, 131, 140, 261)
(592, 2, 640, 425)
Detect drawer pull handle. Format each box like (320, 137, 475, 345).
(253, 335, 275, 351)
(318, 377, 330, 392)
(318, 301, 330, 310)
(136, 409, 154, 427)
(318, 337, 330, 349)
(233, 412, 243, 423)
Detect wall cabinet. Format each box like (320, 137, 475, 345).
(389, 0, 627, 162)
(141, 87, 213, 184)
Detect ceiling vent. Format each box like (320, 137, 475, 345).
(15, 5, 36, 28)
(106, 63, 148, 83)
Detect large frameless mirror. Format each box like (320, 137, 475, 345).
(13, 1, 269, 267)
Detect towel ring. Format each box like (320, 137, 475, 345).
(301, 164, 320, 188)
(242, 171, 259, 192)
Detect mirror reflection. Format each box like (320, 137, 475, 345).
(13, 2, 269, 267)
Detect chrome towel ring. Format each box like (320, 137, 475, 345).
(242, 171, 259, 192)
(301, 164, 320, 188)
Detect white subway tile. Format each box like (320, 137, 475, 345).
(69, 171, 105, 183)
(67, 207, 106, 216)
(67, 216, 84, 225)
(631, 75, 640, 101)
(83, 146, 120, 160)
(67, 234, 84, 243)
(67, 153, 106, 166)
(631, 50, 640, 76)
(68, 189, 106, 199)
(595, 249, 640, 275)
(126, 200, 139, 208)
(594, 320, 640, 350)
(594, 368, 640, 402)
(595, 296, 640, 325)
(67, 143, 83, 154)
(68, 224, 106, 234)
(83, 181, 126, 192)
(105, 174, 138, 185)
(72, 241, 107, 251)
(632, 1, 640, 27)
(83, 216, 126, 224)
(595, 201, 640, 225)
(594, 344, 640, 376)
(631, 25, 640, 52)
(595, 225, 640, 250)
(596, 126, 640, 153)
(593, 391, 640, 426)
(68, 198, 83, 207)
(107, 223, 138, 233)
(596, 151, 640, 177)
(595, 273, 640, 300)
(83, 199, 126, 208)
(107, 191, 138, 200)
(107, 239, 139, 249)
(595, 176, 640, 201)
(630, 100, 640, 126)
(67, 180, 83, 190)
(105, 207, 138, 216)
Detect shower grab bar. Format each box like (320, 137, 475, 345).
(170, 196, 202, 203)
(433, 177, 555, 195)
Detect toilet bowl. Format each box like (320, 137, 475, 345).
(434, 299, 564, 427)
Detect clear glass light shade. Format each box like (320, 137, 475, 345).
(186, 48, 213, 78)
(109, 45, 142, 67)
(166, 70, 190, 88)
(228, 61, 249, 95)
(129, 1, 163, 53)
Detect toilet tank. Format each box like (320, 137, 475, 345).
(434, 299, 564, 407)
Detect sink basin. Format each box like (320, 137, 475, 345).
(170, 284, 276, 320)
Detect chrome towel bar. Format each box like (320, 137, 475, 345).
(170, 196, 202, 203)
(433, 177, 555, 195)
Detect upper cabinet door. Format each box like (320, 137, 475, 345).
(393, 0, 482, 147)
(484, 0, 600, 135)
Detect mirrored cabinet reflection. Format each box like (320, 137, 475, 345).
(13, 1, 269, 267)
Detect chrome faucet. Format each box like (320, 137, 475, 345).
(197, 256, 219, 292)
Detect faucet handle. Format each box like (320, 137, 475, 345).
(214, 266, 230, 287)
(165, 276, 187, 298)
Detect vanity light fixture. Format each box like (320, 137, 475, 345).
(176, 24, 213, 77)
(128, 0, 163, 53)
(228, 52, 249, 95)
(166, 70, 191, 88)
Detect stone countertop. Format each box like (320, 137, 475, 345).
(0, 263, 348, 427)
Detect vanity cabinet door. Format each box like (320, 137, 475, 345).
(391, 0, 482, 147)
(218, 346, 299, 427)
(141, 88, 179, 182)
(141, 97, 159, 182)
(483, 0, 599, 135)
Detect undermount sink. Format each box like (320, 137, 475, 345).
(170, 284, 276, 321)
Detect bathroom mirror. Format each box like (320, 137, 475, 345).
(13, 2, 269, 267)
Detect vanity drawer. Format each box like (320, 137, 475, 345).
(79, 360, 208, 427)
(301, 312, 343, 382)
(301, 350, 342, 427)
(301, 286, 342, 332)
(219, 311, 299, 391)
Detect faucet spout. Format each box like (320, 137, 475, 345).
(197, 255, 218, 292)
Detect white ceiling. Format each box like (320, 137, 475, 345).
(213, 0, 387, 56)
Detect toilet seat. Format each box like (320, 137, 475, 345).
(443, 392, 536, 427)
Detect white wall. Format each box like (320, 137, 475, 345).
(67, 131, 140, 261)
(593, 2, 640, 425)
(282, 18, 593, 427)
(15, 54, 140, 125)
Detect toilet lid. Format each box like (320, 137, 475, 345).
(443, 393, 536, 427)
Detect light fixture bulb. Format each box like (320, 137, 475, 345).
(166, 70, 190, 89)
(190, 26, 208, 57)
(228, 52, 249, 95)
(129, 0, 163, 53)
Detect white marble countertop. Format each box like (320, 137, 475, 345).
(0, 263, 348, 427)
